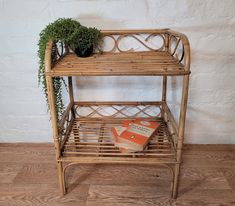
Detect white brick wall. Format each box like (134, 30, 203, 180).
(0, 0, 234, 143)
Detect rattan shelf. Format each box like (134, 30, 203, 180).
(46, 51, 188, 76)
(59, 102, 176, 163)
(63, 119, 174, 159)
(45, 29, 190, 198)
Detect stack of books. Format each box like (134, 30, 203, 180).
(111, 119, 160, 153)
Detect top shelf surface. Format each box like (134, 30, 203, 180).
(46, 51, 189, 77)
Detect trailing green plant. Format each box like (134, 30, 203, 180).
(38, 18, 81, 120)
(38, 18, 102, 120)
(68, 26, 102, 57)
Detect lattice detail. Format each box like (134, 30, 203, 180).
(51, 40, 68, 64)
(74, 104, 162, 119)
(169, 34, 184, 63)
(102, 33, 165, 53)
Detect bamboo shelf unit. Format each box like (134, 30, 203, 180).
(45, 29, 190, 198)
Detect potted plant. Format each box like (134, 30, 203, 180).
(38, 18, 101, 119)
(68, 26, 101, 57)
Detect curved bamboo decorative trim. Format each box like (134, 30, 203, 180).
(101, 33, 165, 53)
(168, 35, 184, 63)
(51, 40, 68, 64)
(74, 104, 162, 119)
(62, 161, 175, 195)
(166, 30, 190, 71)
(102, 35, 117, 53)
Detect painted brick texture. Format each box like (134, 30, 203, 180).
(0, 0, 234, 143)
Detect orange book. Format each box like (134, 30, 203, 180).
(111, 126, 136, 153)
(118, 119, 160, 151)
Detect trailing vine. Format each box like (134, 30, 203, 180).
(38, 18, 101, 121)
(38, 18, 81, 120)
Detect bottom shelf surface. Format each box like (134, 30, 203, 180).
(61, 118, 177, 164)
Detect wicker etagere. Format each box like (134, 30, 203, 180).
(45, 29, 190, 198)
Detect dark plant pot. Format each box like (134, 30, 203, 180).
(74, 46, 93, 57)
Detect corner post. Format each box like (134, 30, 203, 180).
(45, 40, 66, 195)
(161, 32, 169, 118)
(172, 43, 190, 198)
(172, 74, 190, 198)
(165, 30, 190, 198)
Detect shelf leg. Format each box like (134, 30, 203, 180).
(45, 42, 66, 196)
(57, 161, 66, 195)
(173, 74, 190, 198)
(172, 163, 180, 198)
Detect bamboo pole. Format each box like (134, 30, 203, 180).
(172, 74, 190, 198)
(166, 30, 190, 198)
(161, 76, 167, 122)
(68, 77, 74, 103)
(161, 76, 167, 116)
(45, 40, 60, 157)
(100, 29, 169, 35)
(68, 76, 76, 118)
(45, 40, 66, 195)
(74, 101, 162, 106)
(161, 32, 169, 120)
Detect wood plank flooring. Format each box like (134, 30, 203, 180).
(0, 143, 234, 206)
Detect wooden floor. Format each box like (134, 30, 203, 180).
(0, 144, 234, 206)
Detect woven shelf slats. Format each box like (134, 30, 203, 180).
(61, 118, 176, 163)
(46, 51, 187, 76)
